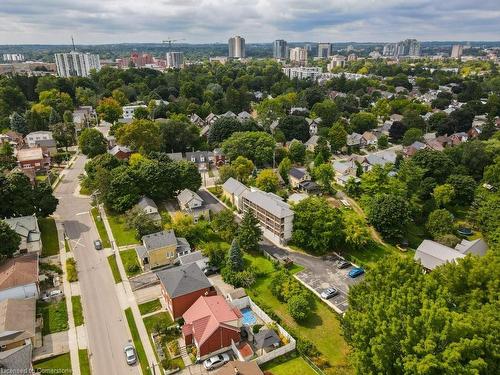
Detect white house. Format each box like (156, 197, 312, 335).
(25, 131, 53, 148)
(177, 189, 209, 222)
(0, 254, 39, 302)
(122, 105, 147, 119)
(135, 196, 161, 223)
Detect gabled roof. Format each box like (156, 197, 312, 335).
(142, 230, 177, 251)
(333, 160, 357, 174)
(253, 329, 280, 349)
(414, 240, 465, 270)
(166, 152, 184, 161)
(0, 298, 36, 347)
(288, 167, 308, 180)
(26, 131, 52, 137)
(346, 133, 362, 146)
(156, 263, 211, 298)
(0, 341, 33, 372)
(109, 145, 131, 156)
(242, 189, 293, 219)
(304, 135, 319, 147)
(136, 196, 158, 211)
(238, 111, 251, 120)
(222, 178, 248, 197)
(3, 216, 40, 243)
(0, 254, 38, 291)
(454, 238, 488, 256)
(177, 189, 203, 207)
(183, 296, 241, 346)
(16, 148, 44, 162)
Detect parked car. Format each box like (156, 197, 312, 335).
(203, 266, 219, 276)
(336, 260, 351, 269)
(457, 228, 473, 236)
(203, 353, 230, 370)
(348, 267, 364, 278)
(93, 239, 102, 250)
(42, 289, 63, 300)
(123, 344, 137, 365)
(320, 287, 339, 299)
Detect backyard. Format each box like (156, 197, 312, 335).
(120, 249, 142, 278)
(262, 355, 318, 375)
(107, 210, 139, 247)
(91, 207, 111, 248)
(33, 353, 72, 372)
(37, 299, 69, 335)
(39, 218, 59, 257)
(244, 252, 351, 373)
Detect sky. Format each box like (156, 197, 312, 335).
(1, 0, 500, 44)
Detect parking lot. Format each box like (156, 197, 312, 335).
(294, 255, 364, 314)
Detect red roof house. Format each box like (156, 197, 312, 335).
(182, 295, 242, 359)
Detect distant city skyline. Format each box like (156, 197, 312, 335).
(1, 1, 500, 44)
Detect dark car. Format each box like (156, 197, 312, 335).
(93, 239, 102, 250)
(336, 260, 351, 269)
(320, 287, 339, 299)
(203, 266, 219, 276)
(348, 267, 365, 278)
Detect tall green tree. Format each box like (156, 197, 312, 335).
(51, 122, 76, 152)
(9, 112, 28, 135)
(255, 169, 280, 193)
(367, 193, 410, 240)
(227, 238, 244, 272)
(78, 128, 107, 157)
(0, 221, 21, 258)
(97, 97, 122, 124)
(329, 122, 347, 152)
(237, 210, 262, 252)
(211, 209, 238, 243)
(426, 209, 454, 239)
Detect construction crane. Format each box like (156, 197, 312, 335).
(162, 38, 185, 52)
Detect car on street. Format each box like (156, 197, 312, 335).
(123, 344, 137, 365)
(42, 289, 63, 300)
(93, 239, 103, 250)
(320, 287, 339, 299)
(203, 353, 230, 370)
(336, 260, 351, 269)
(348, 267, 365, 278)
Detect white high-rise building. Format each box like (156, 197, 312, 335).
(273, 40, 288, 60)
(383, 39, 420, 57)
(327, 55, 346, 70)
(228, 36, 246, 58)
(2, 54, 25, 62)
(54, 51, 101, 77)
(166, 52, 184, 68)
(451, 45, 463, 59)
(317, 43, 332, 58)
(289, 47, 308, 65)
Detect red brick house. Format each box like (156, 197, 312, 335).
(109, 145, 132, 160)
(182, 295, 242, 359)
(156, 263, 216, 320)
(16, 147, 50, 172)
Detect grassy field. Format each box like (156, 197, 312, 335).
(120, 249, 142, 278)
(37, 299, 69, 335)
(79, 349, 92, 375)
(107, 211, 139, 246)
(33, 353, 72, 372)
(244, 252, 351, 371)
(72, 296, 84, 326)
(107, 254, 122, 283)
(143, 312, 173, 333)
(262, 356, 318, 375)
(91, 207, 111, 248)
(124, 308, 149, 375)
(39, 218, 59, 257)
(139, 299, 162, 316)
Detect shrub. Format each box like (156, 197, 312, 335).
(66, 258, 78, 282)
(287, 293, 311, 321)
(252, 324, 263, 334)
(127, 263, 140, 274)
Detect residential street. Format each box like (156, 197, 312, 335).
(54, 154, 139, 375)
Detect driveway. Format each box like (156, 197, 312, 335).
(33, 331, 69, 361)
(197, 189, 225, 214)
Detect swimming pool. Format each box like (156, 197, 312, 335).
(240, 307, 257, 326)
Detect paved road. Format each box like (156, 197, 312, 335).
(54, 155, 139, 375)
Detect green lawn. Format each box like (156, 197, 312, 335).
(34, 353, 72, 372)
(262, 356, 318, 375)
(342, 242, 406, 269)
(244, 253, 351, 371)
(107, 211, 139, 246)
(124, 308, 149, 375)
(120, 249, 142, 278)
(143, 312, 174, 333)
(66, 258, 78, 282)
(79, 349, 91, 375)
(107, 254, 122, 283)
(39, 218, 60, 257)
(80, 185, 92, 196)
(37, 299, 69, 335)
(72, 296, 84, 326)
(65, 238, 70, 252)
(91, 207, 111, 248)
(139, 299, 162, 316)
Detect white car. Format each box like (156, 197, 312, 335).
(203, 353, 230, 370)
(123, 344, 137, 365)
(42, 290, 63, 300)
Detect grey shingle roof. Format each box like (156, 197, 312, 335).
(155, 263, 212, 298)
(414, 240, 465, 270)
(177, 189, 203, 207)
(0, 342, 32, 372)
(136, 196, 158, 211)
(222, 178, 248, 197)
(3, 216, 40, 243)
(142, 230, 177, 251)
(454, 238, 488, 256)
(253, 329, 280, 349)
(289, 167, 307, 180)
(242, 189, 293, 219)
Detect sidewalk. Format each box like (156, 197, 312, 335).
(56, 222, 81, 375)
(98, 205, 159, 372)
